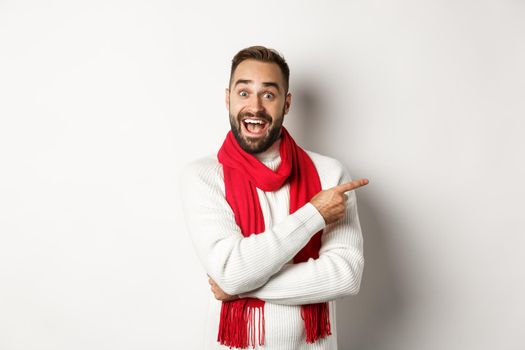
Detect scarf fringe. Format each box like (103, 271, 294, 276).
(218, 299, 265, 349)
(301, 302, 332, 343)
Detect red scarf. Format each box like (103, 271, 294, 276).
(216, 127, 331, 348)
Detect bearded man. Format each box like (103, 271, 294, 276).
(181, 46, 368, 349)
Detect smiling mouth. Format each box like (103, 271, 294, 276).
(241, 117, 270, 137)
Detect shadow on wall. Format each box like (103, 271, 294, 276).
(292, 82, 407, 350)
(336, 196, 406, 350)
(287, 77, 330, 152)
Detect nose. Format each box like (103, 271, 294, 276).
(246, 95, 264, 114)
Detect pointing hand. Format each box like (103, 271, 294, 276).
(310, 178, 369, 225)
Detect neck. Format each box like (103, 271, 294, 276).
(253, 133, 282, 162)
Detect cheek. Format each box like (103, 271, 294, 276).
(268, 102, 285, 116)
(229, 100, 244, 113)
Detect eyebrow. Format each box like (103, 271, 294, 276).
(234, 79, 281, 92)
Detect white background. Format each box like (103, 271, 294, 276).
(1, 1, 524, 349)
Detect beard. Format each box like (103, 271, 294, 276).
(229, 107, 285, 154)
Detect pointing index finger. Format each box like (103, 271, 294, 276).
(334, 178, 369, 193)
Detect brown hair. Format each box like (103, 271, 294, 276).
(229, 45, 290, 93)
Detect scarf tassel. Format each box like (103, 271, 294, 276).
(301, 302, 332, 343)
(218, 299, 265, 349)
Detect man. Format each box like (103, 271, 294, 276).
(180, 46, 368, 349)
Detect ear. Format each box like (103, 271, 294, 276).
(284, 92, 292, 115)
(225, 88, 230, 111)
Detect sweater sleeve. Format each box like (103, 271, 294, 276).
(238, 161, 365, 305)
(179, 157, 326, 296)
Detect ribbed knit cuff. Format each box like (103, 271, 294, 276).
(292, 202, 326, 234)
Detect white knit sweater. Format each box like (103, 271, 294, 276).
(180, 137, 364, 350)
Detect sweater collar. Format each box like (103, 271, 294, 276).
(253, 134, 282, 163)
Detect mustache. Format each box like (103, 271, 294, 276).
(238, 111, 272, 123)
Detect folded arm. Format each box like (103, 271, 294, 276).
(239, 167, 365, 305)
(180, 158, 326, 296)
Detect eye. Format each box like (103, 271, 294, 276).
(239, 91, 248, 97)
(263, 92, 274, 99)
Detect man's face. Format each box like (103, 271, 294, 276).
(226, 59, 291, 154)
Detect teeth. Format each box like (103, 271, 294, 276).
(244, 119, 265, 124)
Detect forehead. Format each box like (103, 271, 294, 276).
(232, 59, 285, 87)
